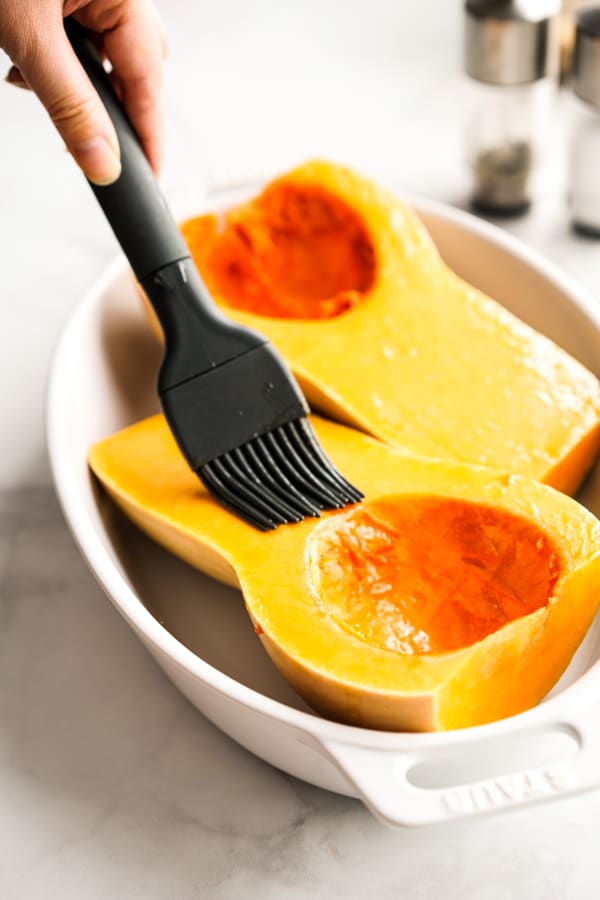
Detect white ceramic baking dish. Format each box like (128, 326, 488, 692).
(46, 184, 600, 829)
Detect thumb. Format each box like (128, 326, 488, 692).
(18, 21, 121, 185)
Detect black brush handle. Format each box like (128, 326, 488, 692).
(65, 17, 189, 282)
(65, 17, 266, 385)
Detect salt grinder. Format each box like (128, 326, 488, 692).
(568, 7, 600, 237)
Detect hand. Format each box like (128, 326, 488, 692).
(1, 0, 167, 185)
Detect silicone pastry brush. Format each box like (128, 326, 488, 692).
(65, 19, 363, 530)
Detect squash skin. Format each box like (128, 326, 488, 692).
(89, 414, 600, 732)
(166, 160, 600, 496)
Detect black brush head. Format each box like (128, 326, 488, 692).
(159, 338, 364, 530)
(199, 419, 364, 531)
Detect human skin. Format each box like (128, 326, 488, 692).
(0, 0, 167, 184)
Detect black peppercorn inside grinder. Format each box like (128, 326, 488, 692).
(463, 0, 560, 217)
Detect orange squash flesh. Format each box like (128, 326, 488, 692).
(311, 498, 561, 655)
(181, 183, 376, 319)
(172, 160, 600, 495)
(89, 414, 600, 732)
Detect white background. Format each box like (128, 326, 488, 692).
(1, 1, 600, 897)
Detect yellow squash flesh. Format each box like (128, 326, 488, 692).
(89, 415, 600, 732)
(170, 160, 600, 495)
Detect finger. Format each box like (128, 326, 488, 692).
(105, 0, 166, 174)
(14, 20, 121, 185)
(108, 69, 125, 104)
(5, 65, 30, 90)
(77, 0, 166, 174)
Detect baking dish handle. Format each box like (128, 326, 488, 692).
(320, 705, 600, 828)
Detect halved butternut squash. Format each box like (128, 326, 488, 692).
(89, 415, 600, 731)
(164, 160, 600, 495)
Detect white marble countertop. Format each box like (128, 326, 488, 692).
(2, 1, 600, 897)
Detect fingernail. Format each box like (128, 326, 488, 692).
(74, 136, 121, 186)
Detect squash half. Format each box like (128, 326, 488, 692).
(167, 160, 600, 495)
(89, 415, 600, 732)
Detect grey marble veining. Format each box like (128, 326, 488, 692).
(3, 0, 600, 896)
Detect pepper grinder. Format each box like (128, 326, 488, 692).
(568, 8, 600, 238)
(463, 0, 560, 217)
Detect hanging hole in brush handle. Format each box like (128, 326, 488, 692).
(64, 17, 190, 283)
(320, 699, 600, 828)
